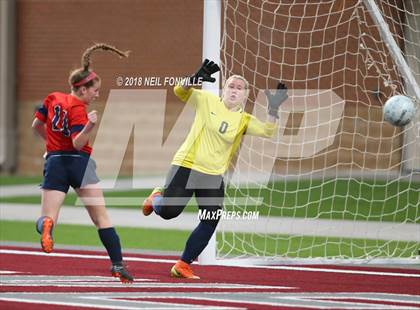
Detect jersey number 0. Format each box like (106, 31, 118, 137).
(219, 121, 228, 134)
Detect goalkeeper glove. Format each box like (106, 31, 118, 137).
(264, 82, 288, 119)
(189, 59, 220, 85)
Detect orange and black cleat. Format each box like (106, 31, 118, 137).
(40, 216, 54, 253)
(170, 260, 200, 279)
(111, 263, 134, 284)
(142, 187, 162, 216)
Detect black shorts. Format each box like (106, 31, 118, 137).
(42, 151, 99, 193)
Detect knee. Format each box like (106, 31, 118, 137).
(159, 211, 176, 220)
(159, 207, 182, 220)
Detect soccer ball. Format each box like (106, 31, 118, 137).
(383, 95, 416, 127)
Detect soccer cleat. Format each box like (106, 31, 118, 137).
(142, 187, 162, 216)
(111, 263, 134, 283)
(170, 260, 200, 279)
(40, 216, 54, 253)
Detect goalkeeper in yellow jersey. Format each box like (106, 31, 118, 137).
(142, 59, 288, 279)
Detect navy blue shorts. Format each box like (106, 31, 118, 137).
(42, 151, 100, 193)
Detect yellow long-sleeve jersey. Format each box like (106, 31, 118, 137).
(172, 85, 276, 175)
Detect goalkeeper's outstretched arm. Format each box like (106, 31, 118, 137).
(180, 58, 220, 90)
(265, 82, 288, 122)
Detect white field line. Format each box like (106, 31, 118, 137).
(1, 249, 420, 278)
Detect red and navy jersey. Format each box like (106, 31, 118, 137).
(35, 92, 92, 154)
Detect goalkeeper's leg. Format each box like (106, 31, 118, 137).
(171, 184, 224, 279)
(142, 165, 193, 219)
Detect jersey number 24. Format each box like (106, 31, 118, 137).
(52, 105, 70, 137)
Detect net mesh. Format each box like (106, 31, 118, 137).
(218, 0, 420, 261)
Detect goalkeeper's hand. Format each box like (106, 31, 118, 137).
(264, 82, 288, 119)
(189, 59, 220, 85)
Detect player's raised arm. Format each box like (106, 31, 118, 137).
(264, 82, 288, 124)
(181, 58, 220, 90)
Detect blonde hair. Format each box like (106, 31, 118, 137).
(224, 75, 249, 90)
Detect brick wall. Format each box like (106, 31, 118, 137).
(17, 0, 203, 175)
(16, 0, 404, 176)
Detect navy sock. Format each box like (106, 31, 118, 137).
(181, 221, 216, 264)
(98, 227, 123, 264)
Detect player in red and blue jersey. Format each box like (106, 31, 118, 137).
(32, 43, 133, 283)
(35, 92, 94, 155)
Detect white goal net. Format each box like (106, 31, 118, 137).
(217, 0, 420, 263)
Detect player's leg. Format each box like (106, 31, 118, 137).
(142, 186, 163, 216)
(75, 184, 133, 283)
(171, 174, 224, 279)
(73, 157, 133, 283)
(36, 155, 70, 253)
(143, 165, 193, 219)
(75, 184, 111, 228)
(36, 189, 66, 253)
(39, 189, 66, 223)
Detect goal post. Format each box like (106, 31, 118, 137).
(203, 0, 420, 265)
(399, 0, 420, 173)
(198, 0, 222, 265)
(363, 0, 420, 101)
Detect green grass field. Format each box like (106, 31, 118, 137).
(0, 220, 190, 252)
(0, 175, 42, 186)
(1, 176, 419, 259)
(2, 178, 419, 223)
(1, 220, 418, 258)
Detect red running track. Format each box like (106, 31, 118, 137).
(1, 245, 419, 309)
